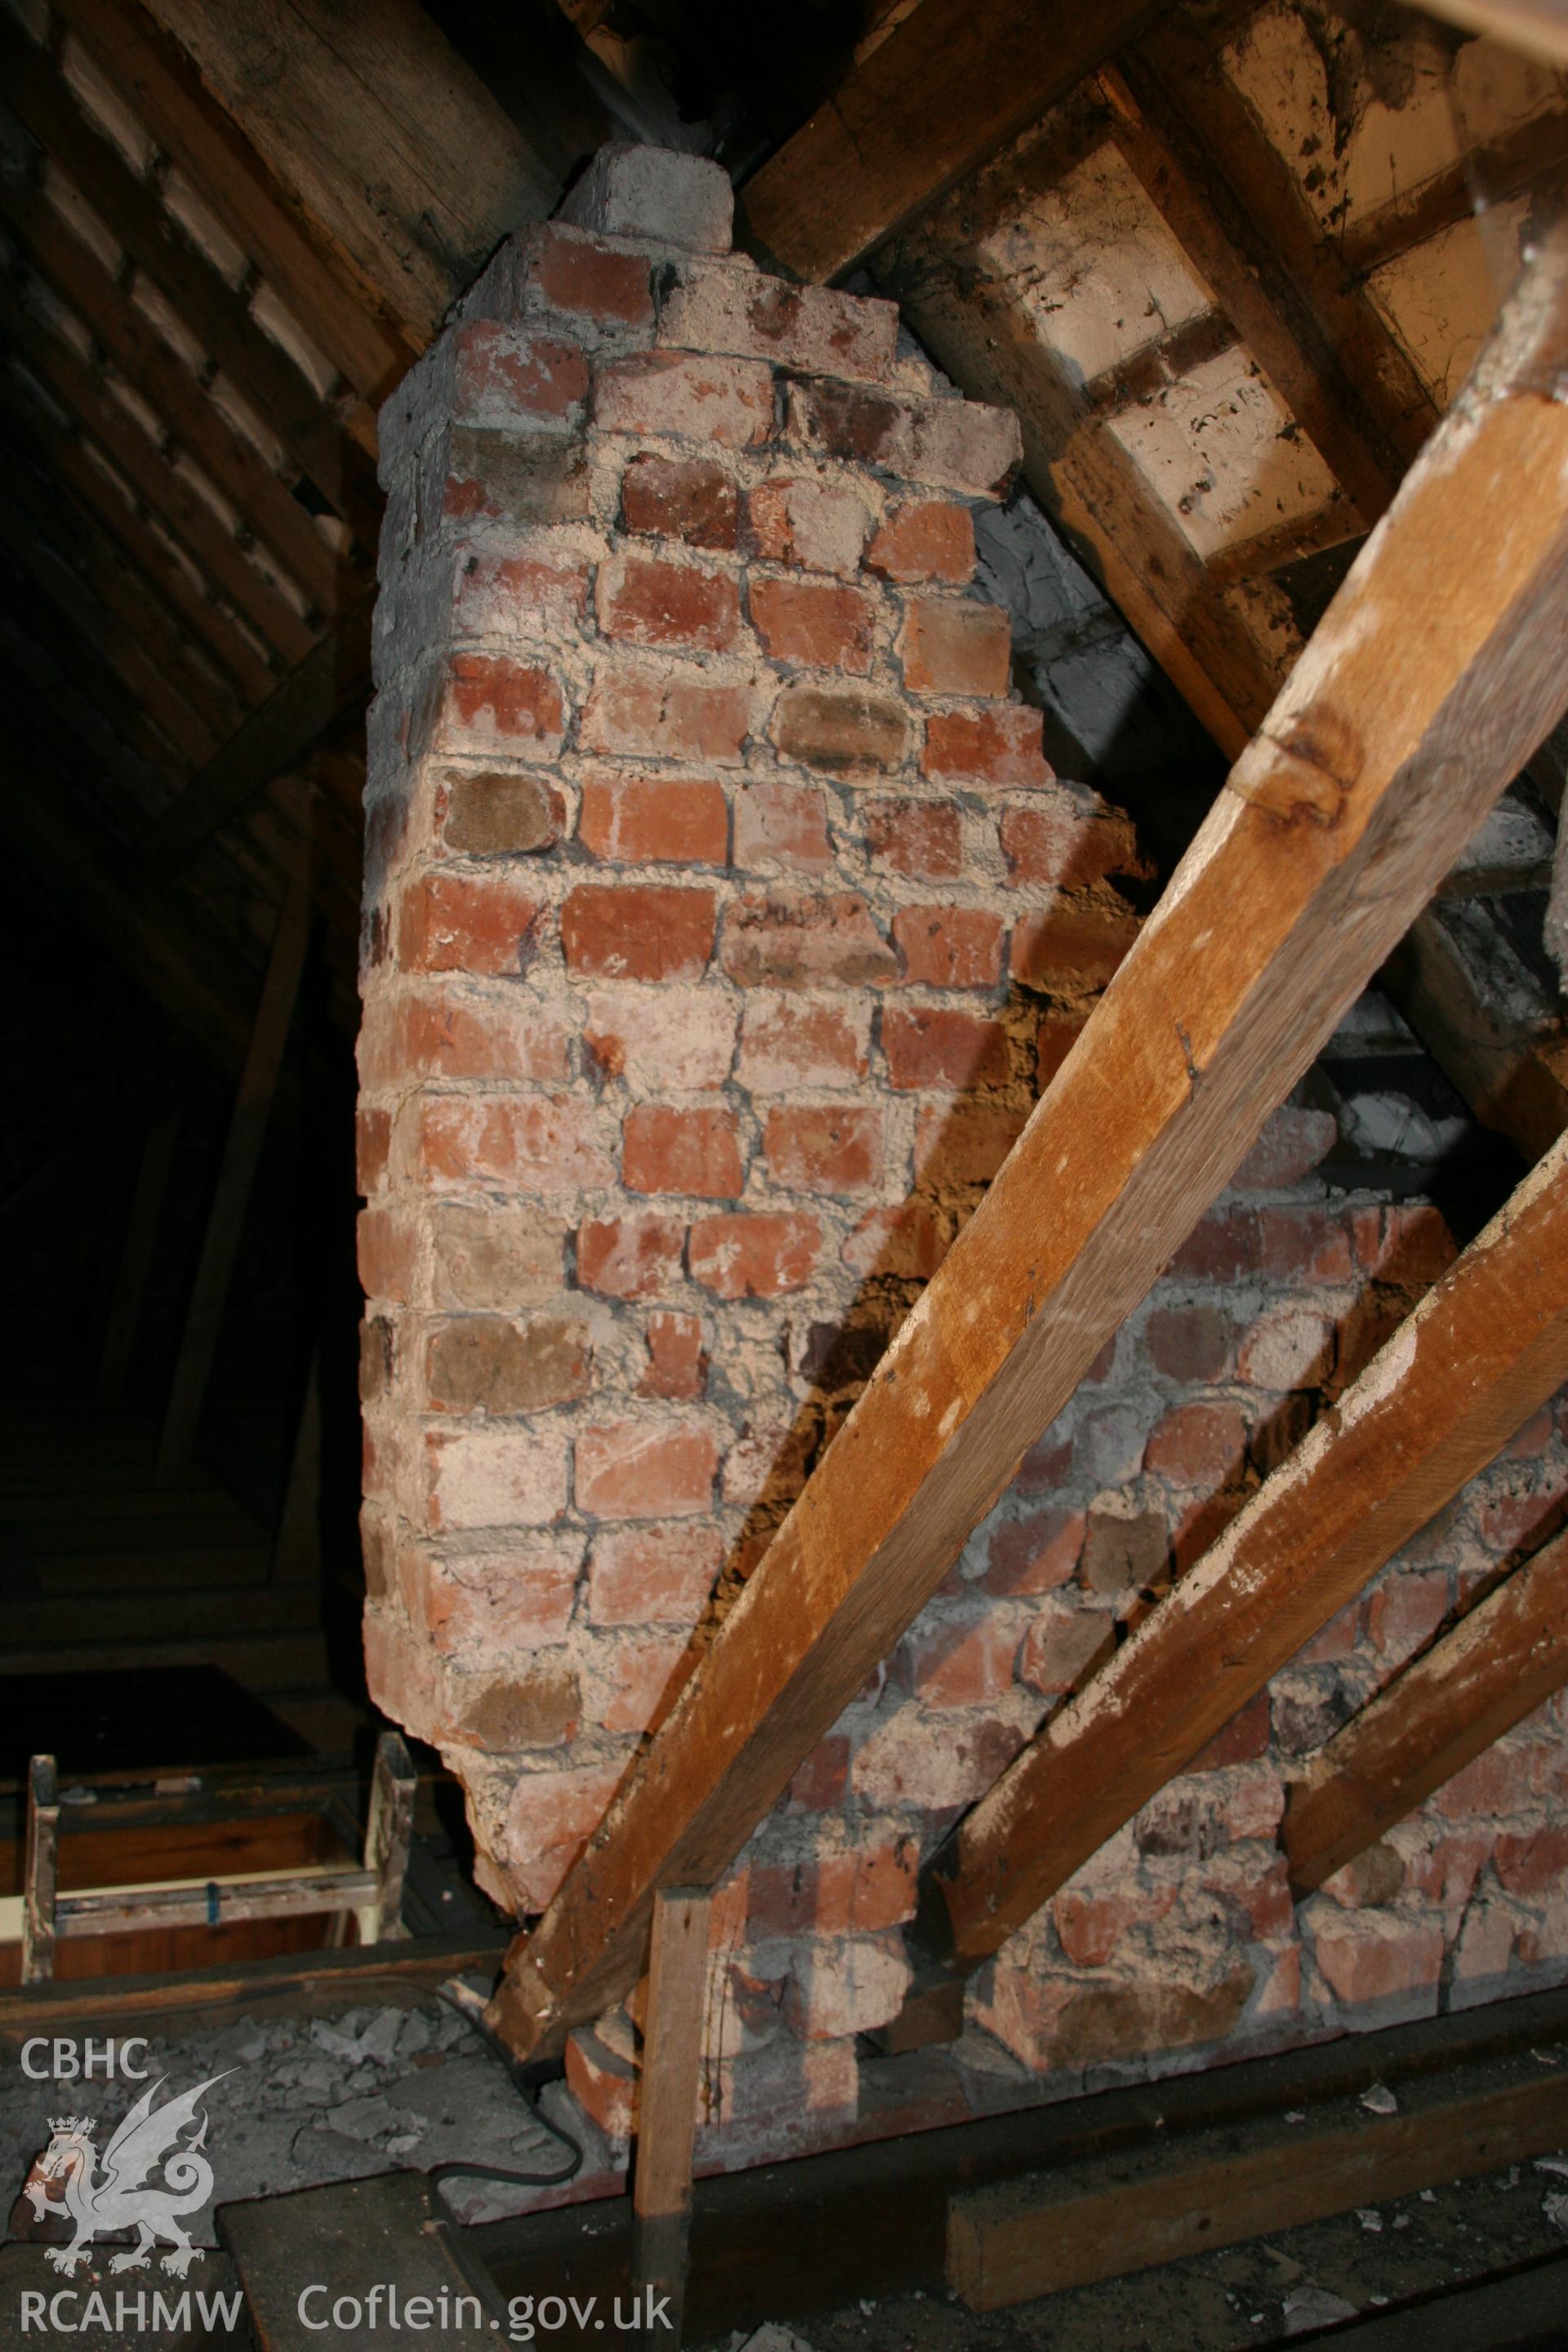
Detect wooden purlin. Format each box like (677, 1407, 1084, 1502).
(1284, 1527, 1568, 1895)
(916, 1127, 1568, 1976)
(482, 216, 1568, 2065)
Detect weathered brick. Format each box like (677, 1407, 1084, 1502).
(659, 264, 898, 381)
(623, 1104, 745, 1197)
(866, 500, 975, 584)
(1000, 800, 1142, 888)
(1494, 1823, 1568, 1895)
(1237, 1304, 1337, 1392)
(983, 1506, 1085, 1597)
(424, 1421, 570, 1530)
(425, 653, 568, 761)
(599, 553, 742, 653)
(737, 996, 869, 1089)
(882, 1005, 1009, 1090)
(504, 1763, 624, 1913)
(430, 424, 591, 528)
(581, 667, 751, 764)
(576, 1418, 720, 1518)
(418, 1095, 612, 1192)
(1144, 1401, 1249, 1489)
(440, 768, 564, 856)
(449, 546, 590, 639)
(432, 1204, 566, 1310)
(913, 1098, 1028, 1186)
(764, 1105, 882, 1192)
(841, 1199, 945, 1280)
(1145, 1302, 1235, 1383)
(399, 1531, 580, 1655)
(595, 350, 777, 447)
(528, 221, 655, 329)
(924, 703, 1049, 786)
(1018, 1603, 1115, 1694)
(621, 452, 739, 548)
(361, 993, 572, 1085)
(901, 597, 1011, 697)
(787, 377, 1021, 497)
(576, 1213, 684, 1299)
(862, 795, 961, 881)
(559, 140, 733, 250)
(1365, 1569, 1450, 1662)
(773, 681, 909, 773)
(1234, 1105, 1341, 1189)
(577, 774, 729, 866)
(892, 904, 1004, 990)
(904, 1615, 1018, 1708)
(425, 1314, 591, 1414)
(357, 1207, 417, 1305)
(587, 1521, 724, 1624)
(398, 873, 541, 976)
(751, 576, 877, 674)
(1009, 898, 1138, 991)
(733, 779, 832, 870)
(380, 319, 589, 471)
(561, 884, 717, 981)
(1312, 1912, 1446, 2011)
(641, 1307, 707, 1400)
(722, 892, 898, 987)
(688, 1211, 822, 1297)
(584, 987, 737, 1091)
(746, 475, 871, 577)
(1081, 1502, 1169, 1592)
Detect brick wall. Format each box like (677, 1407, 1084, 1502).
(359, 144, 1568, 2180)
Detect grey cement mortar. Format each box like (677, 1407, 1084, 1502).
(2, 1997, 599, 2245)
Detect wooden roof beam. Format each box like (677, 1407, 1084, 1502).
(915, 1127, 1568, 1980)
(482, 212, 1568, 2065)
(740, 0, 1166, 285)
(1285, 1527, 1568, 1896)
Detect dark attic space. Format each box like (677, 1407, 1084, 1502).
(5, 0, 1568, 2346)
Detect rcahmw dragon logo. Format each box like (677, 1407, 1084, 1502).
(25, 2074, 232, 2277)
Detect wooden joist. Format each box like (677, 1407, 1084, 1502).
(1285, 1528, 1568, 1895)
(741, 0, 1163, 284)
(913, 1123, 1568, 1979)
(140, 0, 569, 343)
(630, 1890, 712, 2352)
(483, 216, 1568, 2065)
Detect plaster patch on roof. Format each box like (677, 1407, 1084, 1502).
(1367, 198, 1528, 406)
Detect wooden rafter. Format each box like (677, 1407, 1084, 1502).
(1284, 1528, 1568, 1895)
(740, 0, 1165, 284)
(483, 216, 1568, 2065)
(915, 1129, 1568, 1977)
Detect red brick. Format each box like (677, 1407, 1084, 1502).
(438, 765, 565, 855)
(587, 1521, 723, 1623)
(883, 1005, 1009, 1090)
(399, 1532, 579, 1655)
(1169, 1206, 1261, 1282)
(448, 318, 590, 425)
(640, 1309, 707, 1400)
(983, 1506, 1085, 1596)
(357, 1105, 392, 1196)
(746, 475, 870, 576)
(561, 884, 716, 981)
(528, 222, 654, 327)
(1189, 1690, 1272, 1771)
(594, 349, 776, 447)
(1254, 1205, 1355, 1284)
(1145, 1303, 1234, 1382)
(842, 1199, 946, 1279)
(1036, 1007, 1089, 1086)
(397, 874, 541, 976)
(787, 377, 1020, 497)
(451, 550, 590, 640)
(357, 1207, 416, 1305)
(577, 774, 728, 866)
(787, 1735, 851, 1811)
(905, 1615, 1018, 1708)
(914, 1098, 1028, 1186)
(1145, 1401, 1249, 1489)
(621, 452, 739, 548)
(1354, 1202, 1458, 1286)
(722, 892, 898, 987)
(504, 1762, 623, 1913)
(1055, 1886, 1174, 1967)
(1365, 1569, 1450, 1662)
(623, 1104, 744, 1198)
(1494, 1823, 1568, 1895)
(577, 1418, 720, 1519)
(428, 653, 568, 760)
(737, 996, 868, 1089)
(418, 1095, 612, 1192)
(862, 795, 961, 881)
(901, 597, 1011, 697)
(577, 1214, 684, 1299)
(751, 576, 877, 673)
(866, 500, 975, 584)
(893, 904, 1004, 990)
(1009, 898, 1138, 991)
(773, 681, 909, 773)
(1313, 1914, 1446, 2009)
(582, 670, 751, 764)
(1000, 802, 1142, 888)
(599, 553, 742, 653)
(733, 779, 832, 870)
(688, 1211, 822, 1297)
(764, 1104, 882, 1192)
(659, 266, 898, 382)
(1233, 1106, 1341, 1189)
(1294, 1596, 1363, 1664)
(362, 993, 570, 1084)
(1018, 1603, 1115, 1695)
(1434, 1743, 1540, 1816)
(924, 703, 1049, 786)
